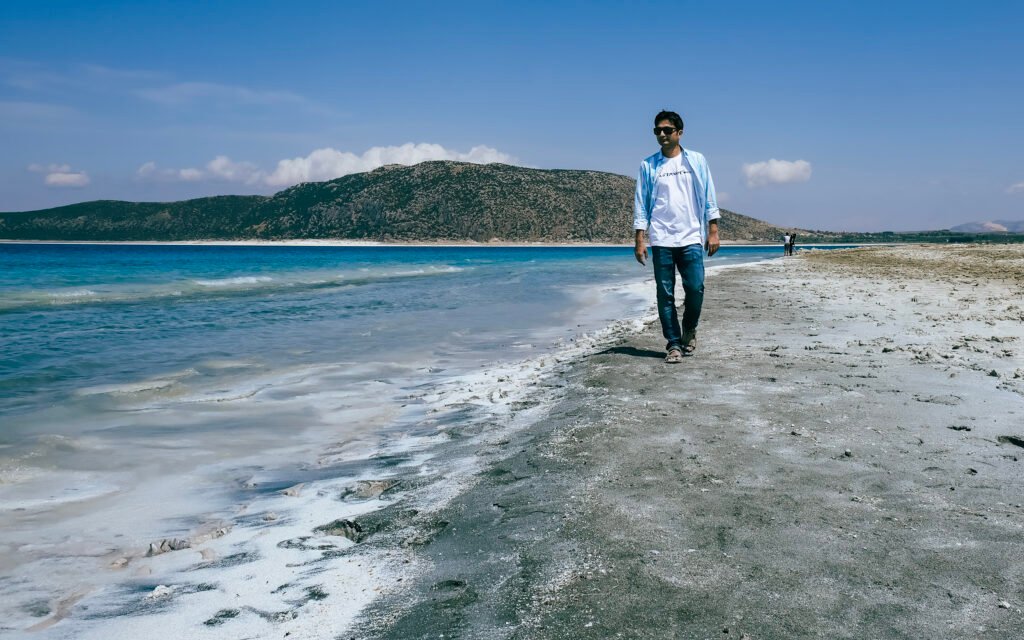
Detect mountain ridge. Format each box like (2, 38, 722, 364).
(949, 219, 1024, 233)
(0, 161, 788, 243)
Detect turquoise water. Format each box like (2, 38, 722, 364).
(0, 241, 812, 634)
(0, 243, 779, 481)
(0, 242, 800, 510)
(1, 244, 794, 501)
(0, 243, 783, 422)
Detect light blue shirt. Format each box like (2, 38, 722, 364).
(633, 148, 721, 247)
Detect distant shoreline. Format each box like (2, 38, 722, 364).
(0, 239, 879, 248)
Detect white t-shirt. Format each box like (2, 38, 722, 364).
(648, 154, 702, 247)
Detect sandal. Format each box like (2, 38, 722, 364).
(665, 348, 683, 364)
(682, 330, 697, 355)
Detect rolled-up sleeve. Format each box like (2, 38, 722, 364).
(704, 161, 721, 223)
(633, 164, 649, 231)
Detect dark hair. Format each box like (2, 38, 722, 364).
(654, 110, 684, 131)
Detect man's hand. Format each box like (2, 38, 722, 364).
(705, 223, 721, 256)
(634, 231, 647, 265)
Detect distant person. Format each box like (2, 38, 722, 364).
(790, 231, 798, 255)
(783, 233, 791, 256)
(633, 110, 721, 364)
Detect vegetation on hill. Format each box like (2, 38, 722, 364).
(2, 161, 1020, 244)
(0, 196, 266, 241)
(0, 162, 786, 243)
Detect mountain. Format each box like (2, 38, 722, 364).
(0, 161, 788, 243)
(0, 196, 268, 241)
(949, 220, 1024, 233)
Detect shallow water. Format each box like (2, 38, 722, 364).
(0, 242, 799, 635)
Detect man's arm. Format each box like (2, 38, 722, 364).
(705, 219, 720, 256)
(703, 156, 721, 256)
(634, 229, 647, 265)
(633, 163, 650, 265)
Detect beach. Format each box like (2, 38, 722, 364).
(350, 244, 1024, 639)
(3, 244, 1023, 638)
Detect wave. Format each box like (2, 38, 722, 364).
(49, 288, 99, 299)
(192, 276, 275, 287)
(0, 264, 467, 313)
(75, 368, 199, 397)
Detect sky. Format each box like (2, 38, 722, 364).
(1, 1, 1022, 232)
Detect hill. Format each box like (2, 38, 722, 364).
(0, 196, 267, 241)
(949, 220, 1024, 233)
(0, 161, 787, 243)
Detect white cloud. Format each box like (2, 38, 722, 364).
(1, 59, 162, 92)
(264, 143, 514, 187)
(28, 162, 90, 187)
(137, 143, 516, 189)
(205, 155, 263, 184)
(136, 161, 157, 177)
(44, 171, 90, 187)
(136, 82, 315, 110)
(1008, 181, 1024, 194)
(742, 159, 812, 187)
(136, 159, 241, 182)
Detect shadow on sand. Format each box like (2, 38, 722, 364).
(594, 346, 665, 359)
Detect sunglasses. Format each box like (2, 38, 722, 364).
(653, 126, 679, 136)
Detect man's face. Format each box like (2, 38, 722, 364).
(654, 120, 682, 149)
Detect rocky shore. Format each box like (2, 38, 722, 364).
(353, 245, 1024, 639)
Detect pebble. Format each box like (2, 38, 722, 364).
(281, 483, 305, 497)
(844, 449, 853, 457)
(343, 479, 399, 500)
(316, 519, 364, 542)
(998, 600, 1011, 609)
(145, 585, 173, 599)
(147, 538, 191, 556)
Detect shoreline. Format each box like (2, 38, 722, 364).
(0, 239, 882, 248)
(0, 258, 659, 638)
(12, 245, 1023, 638)
(351, 244, 1024, 639)
(20, 309, 661, 639)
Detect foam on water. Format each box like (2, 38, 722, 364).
(0, 244, 785, 637)
(75, 369, 200, 397)
(0, 311, 644, 636)
(192, 275, 275, 287)
(49, 289, 98, 300)
(0, 264, 468, 313)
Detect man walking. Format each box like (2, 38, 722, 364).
(633, 110, 721, 363)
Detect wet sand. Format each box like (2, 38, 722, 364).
(352, 245, 1024, 639)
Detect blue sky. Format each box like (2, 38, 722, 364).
(2, 1, 1022, 231)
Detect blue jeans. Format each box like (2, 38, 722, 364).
(652, 244, 705, 351)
